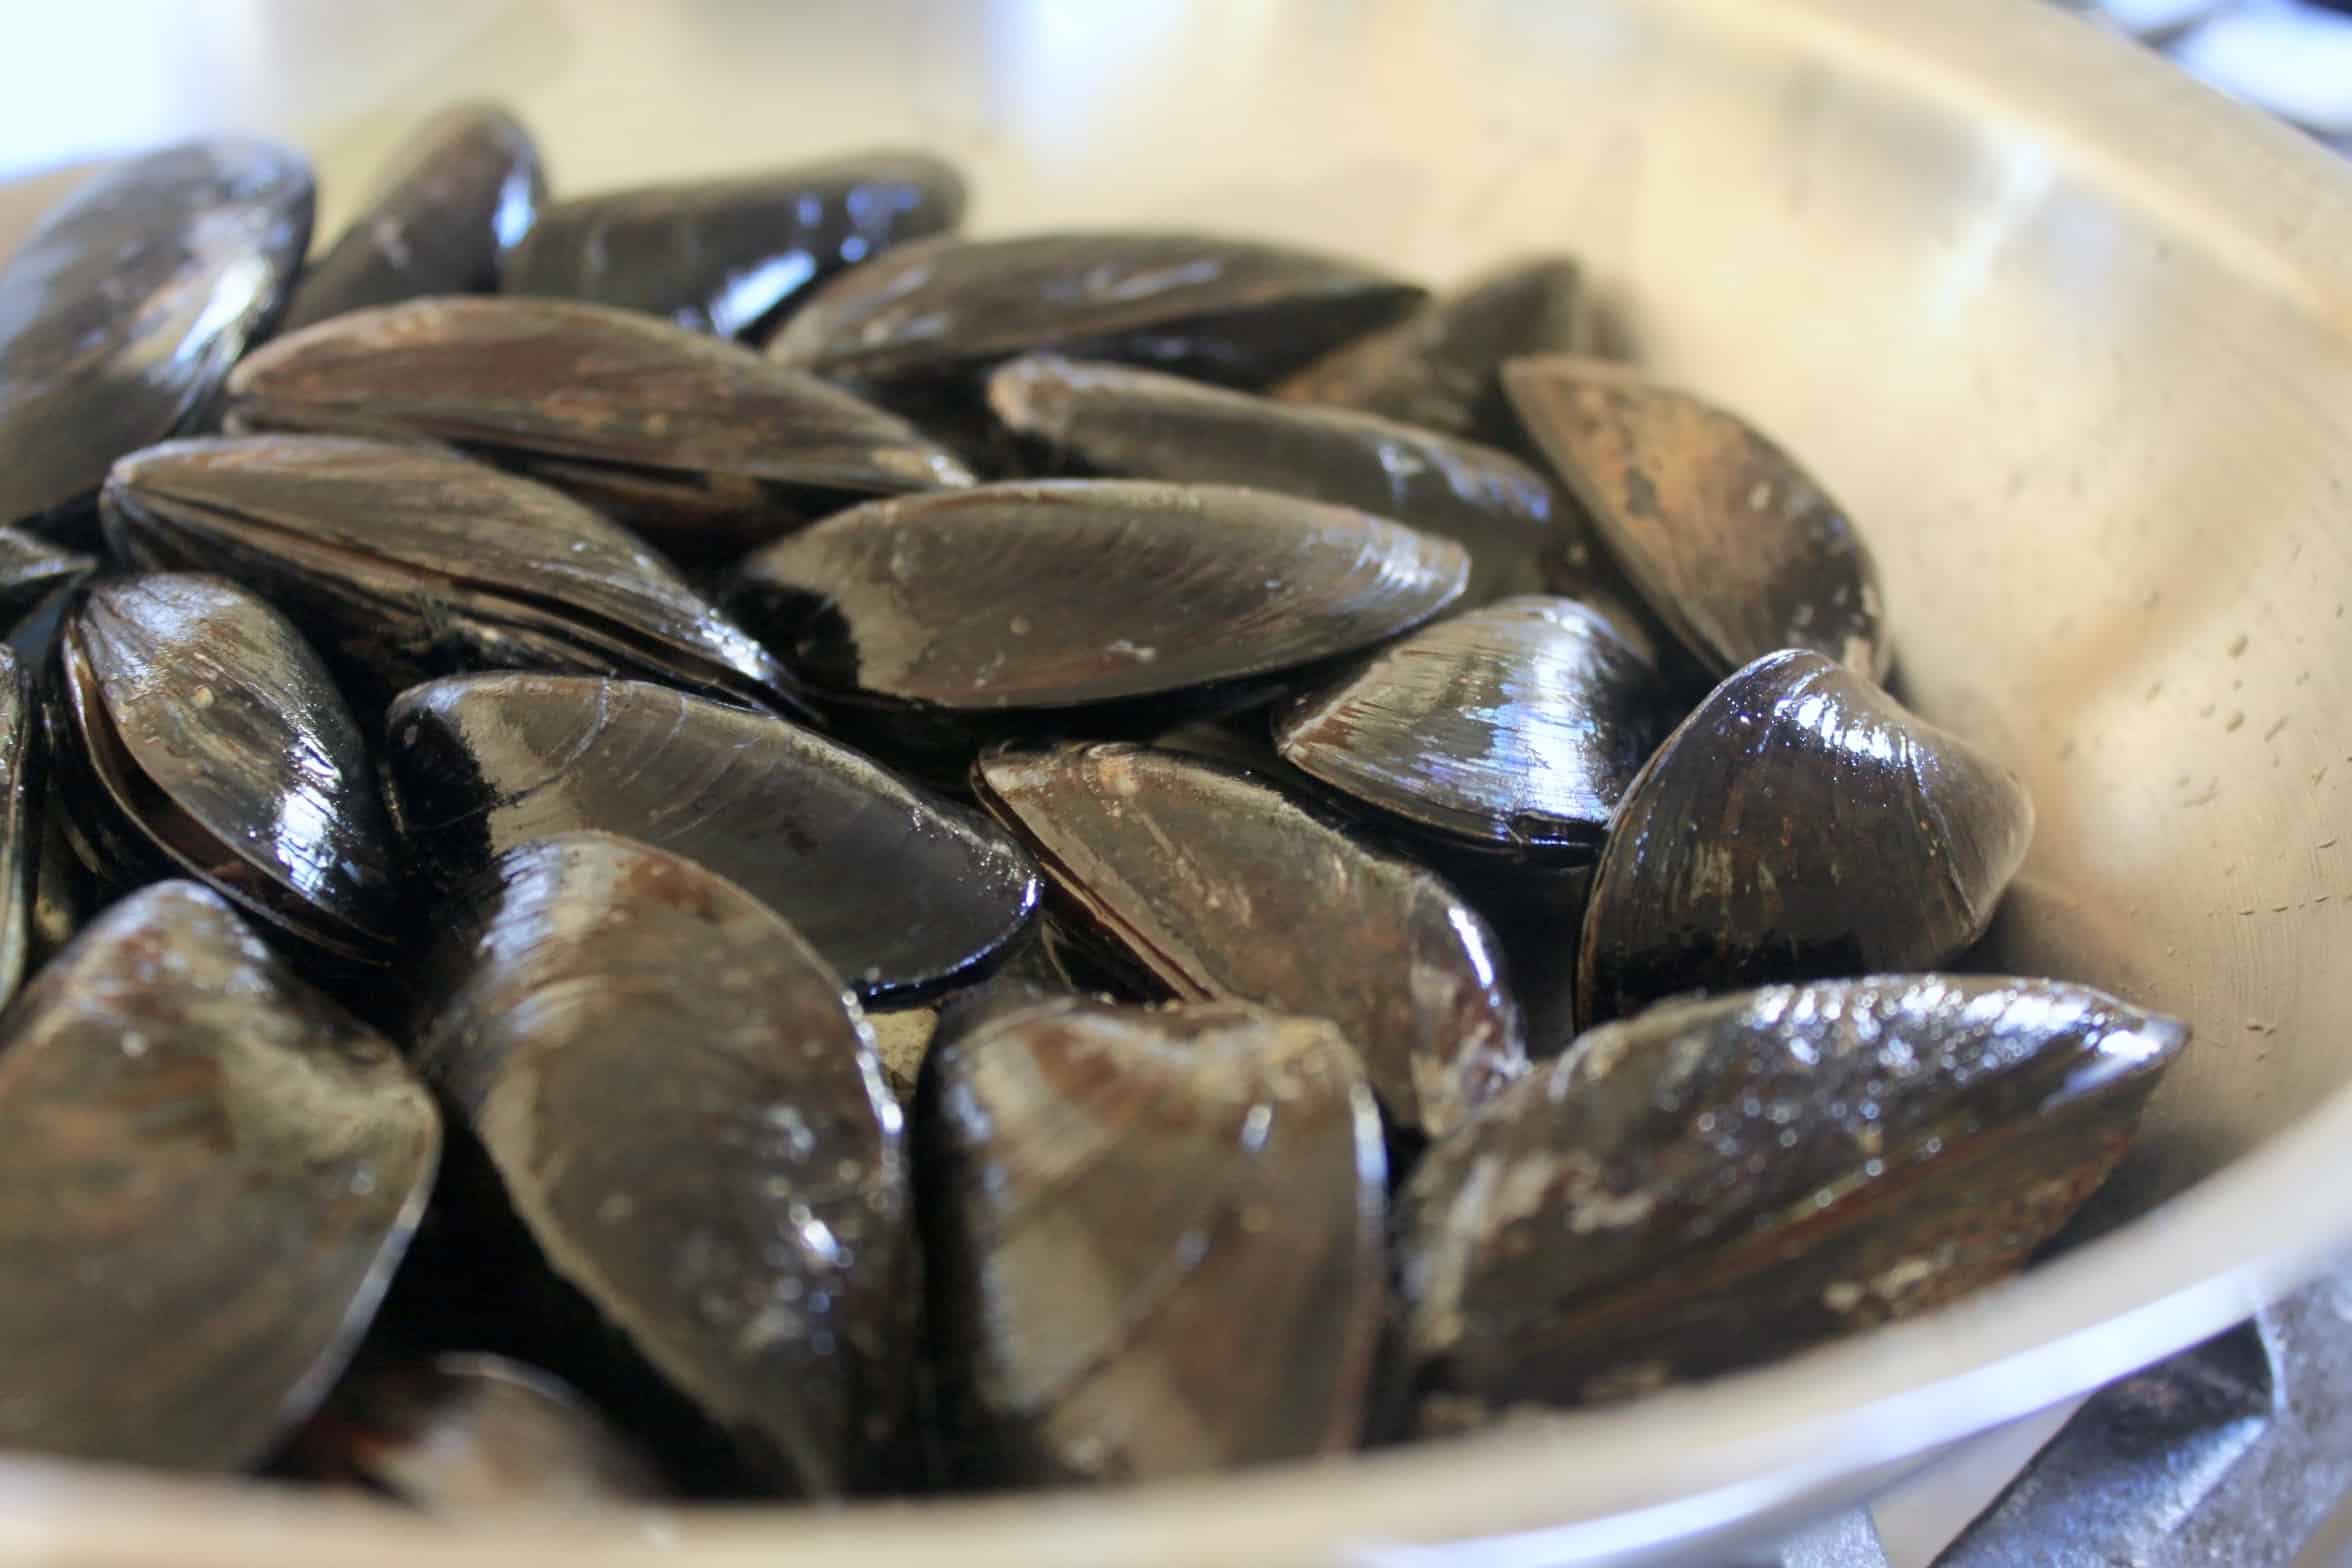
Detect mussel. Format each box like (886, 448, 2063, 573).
(765, 230, 1424, 389)
(972, 742, 1526, 1138)
(1274, 255, 1587, 441)
(226, 297, 974, 553)
(916, 995, 1385, 1483)
(0, 526, 94, 629)
(1578, 650, 2035, 1023)
(1273, 595, 1671, 861)
(0, 646, 39, 1010)
(0, 140, 313, 529)
(1504, 356, 1889, 681)
(384, 672, 1038, 1001)
(288, 1353, 668, 1511)
(412, 833, 914, 1496)
(1398, 975, 2187, 1422)
(504, 152, 965, 339)
(728, 481, 1467, 713)
(986, 355, 1565, 601)
(277, 105, 544, 334)
(52, 574, 403, 971)
(0, 881, 438, 1469)
(100, 435, 806, 717)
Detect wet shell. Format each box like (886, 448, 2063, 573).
(278, 105, 544, 334)
(1274, 255, 1587, 440)
(0, 140, 313, 527)
(0, 646, 38, 1009)
(1503, 356, 1889, 681)
(385, 672, 1038, 1002)
(1274, 595, 1671, 860)
(916, 996, 1385, 1483)
(1578, 650, 2035, 1023)
(0, 881, 438, 1469)
(1398, 975, 2187, 1420)
(54, 574, 403, 967)
(504, 152, 965, 339)
(766, 230, 1423, 388)
(729, 481, 1467, 712)
(289, 1353, 668, 1511)
(972, 742, 1526, 1137)
(0, 525, 95, 628)
(412, 833, 914, 1496)
(100, 435, 804, 718)
(987, 355, 1563, 601)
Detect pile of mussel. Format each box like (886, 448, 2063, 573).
(0, 108, 2186, 1509)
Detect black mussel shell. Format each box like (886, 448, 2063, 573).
(916, 995, 1385, 1483)
(0, 646, 38, 1010)
(0, 526, 94, 629)
(987, 354, 1566, 602)
(1273, 255, 1586, 441)
(504, 151, 965, 340)
(729, 480, 1467, 713)
(0, 881, 437, 1469)
(766, 230, 1423, 389)
(1579, 650, 2034, 1023)
(54, 574, 403, 969)
(1504, 356, 1889, 682)
(100, 434, 806, 718)
(412, 832, 915, 1497)
(385, 672, 1038, 1002)
(1274, 595, 1671, 861)
(1398, 975, 2187, 1423)
(0, 140, 313, 527)
(972, 742, 1526, 1138)
(287, 1353, 668, 1510)
(278, 105, 543, 334)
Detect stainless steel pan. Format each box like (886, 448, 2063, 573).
(5, 0, 2350, 1560)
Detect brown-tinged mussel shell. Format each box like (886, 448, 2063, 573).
(765, 230, 1424, 390)
(972, 742, 1525, 1139)
(226, 296, 973, 554)
(1274, 255, 1587, 442)
(1398, 975, 2187, 1424)
(99, 434, 806, 718)
(384, 672, 1038, 1002)
(915, 995, 1386, 1483)
(0, 140, 313, 529)
(1504, 356, 1889, 682)
(986, 355, 1566, 602)
(277, 105, 544, 334)
(1579, 649, 2034, 1023)
(52, 574, 404, 971)
(287, 1353, 668, 1511)
(504, 151, 965, 340)
(1274, 595, 1671, 862)
(727, 480, 1467, 714)
(0, 881, 438, 1469)
(411, 832, 914, 1497)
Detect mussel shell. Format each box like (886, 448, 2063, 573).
(1503, 356, 1889, 681)
(728, 480, 1468, 712)
(101, 435, 805, 718)
(1578, 650, 2035, 1023)
(277, 105, 544, 334)
(972, 742, 1526, 1138)
(289, 1353, 667, 1510)
(1274, 595, 1671, 860)
(412, 832, 914, 1497)
(503, 152, 965, 339)
(0, 646, 39, 1010)
(385, 672, 1039, 1002)
(987, 355, 1562, 602)
(227, 297, 974, 512)
(0, 526, 94, 630)
(54, 574, 403, 967)
(765, 230, 1424, 388)
(0, 140, 313, 527)
(0, 881, 438, 1469)
(1398, 975, 2187, 1418)
(1273, 255, 1587, 441)
(916, 995, 1386, 1483)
